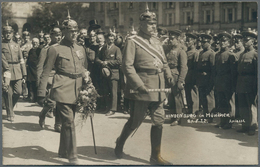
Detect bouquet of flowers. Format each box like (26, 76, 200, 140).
(76, 70, 99, 123)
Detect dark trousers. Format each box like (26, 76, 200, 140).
(27, 81, 37, 102)
(168, 75, 183, 120)
(3, 79, 23, 118)
(216, 91, 235, 125)
(56, 102, 77, 160)
(198, 86, 215, 114)
(104, 79, 118, 111)
(237, 93, 258, 130)
(185, 83, 199, 114)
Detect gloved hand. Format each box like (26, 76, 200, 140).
(177, 82, 184, 90)
(167, 77, 174, 86)
(2, 83, 9, 92)
(22, 76, 27, 83)
(137, 85, 148, 94)
(37, 96, 45, 107)
(101, 61, 108, 67)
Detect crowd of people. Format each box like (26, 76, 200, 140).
(2, 6, 258, 165)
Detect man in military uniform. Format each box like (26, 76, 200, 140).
(114, 7, 172, 165)
(185, 33, 199, 115)
(2, 21, 27, 122)
(20, 29, 32, 61)
(2, 54, 11, 93)
(37, 23, 62, 131)
(211, 34, 220, 53)
(96, 29, 122, 116)
(196, 33, 215, 122)
(13, 32, 22, 46)
(37, 13, 86, 164)
(214, 32, 237, 129)
(166, 30, 188, 126)
(236, 29, 258, 136)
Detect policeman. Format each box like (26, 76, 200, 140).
(214, 31, 237, 129)
(196, 33, 215, 122)
(37, 23, 62, 132)
(115, 6, 172, 165)
(236, 29, 257, 136)
(185, 33, 199, 114)
(37, 12, 86, 164)
(96, 29, 122, 116)
(166, 30, 188, 126)
(2, 21, 27, 122)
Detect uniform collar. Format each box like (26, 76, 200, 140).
(138, 30, 152, 40)
(61, 38, 75, 47)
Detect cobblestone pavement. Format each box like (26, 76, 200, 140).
(2, 100, 258, 165)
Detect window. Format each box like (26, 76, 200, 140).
(228, 8, 233, 22)
(129, 2, 133, 9)
(167, 2, 174, 8)
(129, 18, 133, 26)
(150, 2, 157, 10)
(251, 8, 257, 21)
(187, 12, 193, 25)
(206, 10, 211, 24)
(166, 13, 174, 25)
(110, 2, 118, 10)
(113, 19, 117, 28)
(99, 2, 104, 12)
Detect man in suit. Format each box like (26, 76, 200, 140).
(236, 29, 258, 136)
(2, 21, 27, 122)
(96, 30, 122, 116)
(114, 6, 173, 165)
(37, 13, 86, 164)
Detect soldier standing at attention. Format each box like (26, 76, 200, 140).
(114, 6, 173, 165)
(196, 33, 215, 122)
(2, 21, 27, 122)
(185, 33, 200, 115)
(96, 30, 122, 116)
(236, 29, 258, 136)
(37, 12, 86, 164)
(214, 32, 237, 129)
(166, 30, 188, 126)
(37, 23, 62, 132)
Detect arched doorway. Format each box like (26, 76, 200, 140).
(22, 23, 31, 32)
(12, 23, 18, 33)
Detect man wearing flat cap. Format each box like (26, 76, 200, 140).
(96, 29, 122, 116)
(185, 33, 200, 115)
(214, 31, 237, 129)
(37, 12, 86, 164)
(236, 29, 258, 136)
(2, 21, 27, 122)
(114, 5, 172, 165)
(166, 30, 188, 126)
(196, 33, 215, 122)
(37, 22, 62, 132)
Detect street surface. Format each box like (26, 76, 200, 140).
(2, 99, 258, 165)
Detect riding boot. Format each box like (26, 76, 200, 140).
(150, 125, 172, 165)
(115, 123, 134, 158)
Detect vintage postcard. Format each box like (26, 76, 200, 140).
(1, 1, 258, 166)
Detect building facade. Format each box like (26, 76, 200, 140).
(88, 2, 257, 36)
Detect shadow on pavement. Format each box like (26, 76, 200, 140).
(108, 116, 152, 124)
(14, 110, 40, 117)
(3, 146, 68, 165)
(3, 122, 52, 132)
(178, 118, 258, 148)
(77, 145, 149, 165)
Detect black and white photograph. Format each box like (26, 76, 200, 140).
(1, 1, 258, 165)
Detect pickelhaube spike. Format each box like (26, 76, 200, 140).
(67, 9, 71, 20)
(145, 2, 149, 13)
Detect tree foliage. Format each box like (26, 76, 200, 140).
(27, 2, 90, 33)
(2, 2, 13, 26)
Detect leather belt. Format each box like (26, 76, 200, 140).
(56, 71, 82, 79)
(8, 61, 19, 64)
(136, 68, 163, 75)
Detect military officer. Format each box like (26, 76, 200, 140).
(13, 32, 22, 46)
(20, 29, 32, 60)
(37, 23, 62, 132)
(96, 29, 122, 116)
(214, 32, 237, 129)
(166, 30, 188, 126)
(211, 34, 220, 53)
(115, 6, 173, 165)
(2, 53, 11, 93)
(37, 13, 86, 164)
(236, 29, 258, 136)
(185, 33, 200, 114)
(232, 31, 245, 60)
(196, 33, 215, 122)
(2, 21, 27, 122)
